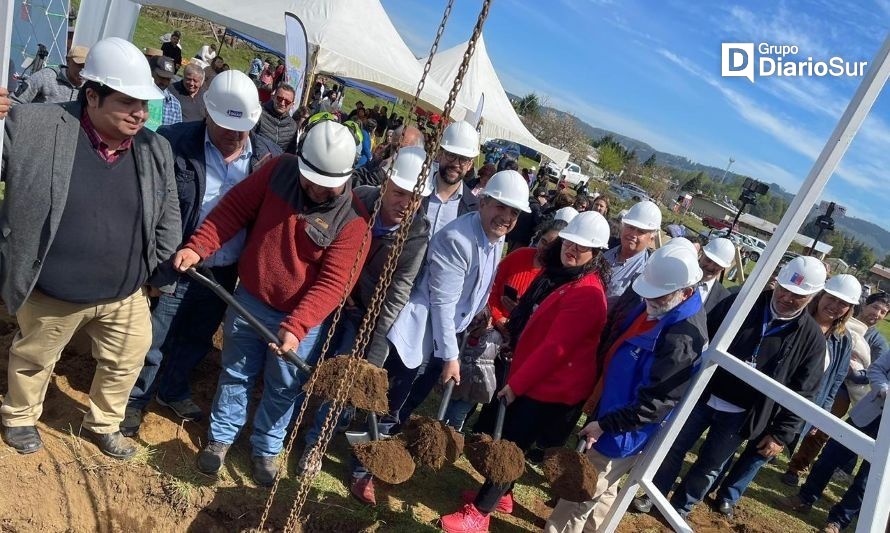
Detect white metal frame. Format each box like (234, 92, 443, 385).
(602, 34, 890, 533)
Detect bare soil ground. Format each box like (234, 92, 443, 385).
(0, 306, 846, 532)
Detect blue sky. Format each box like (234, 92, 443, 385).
(381, 0, 890, 229)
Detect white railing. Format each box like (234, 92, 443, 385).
(602, 33, 890, 533)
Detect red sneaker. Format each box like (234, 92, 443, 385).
(440, 503, 490, 533)
(461, 489, 513, 514)
(349, 476, 376, 505)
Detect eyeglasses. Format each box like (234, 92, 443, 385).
(275, 95, 294, 106)
(563, 241, 593, 253)
(441, 151, 473, 165)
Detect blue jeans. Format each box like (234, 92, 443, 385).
(652, 400, 747, 516)
(128, 264, 238, 409)
(207, 286, 322, 456)
(304, 308, 363, 448)
(715, 440, 773, 505)
(799, 417, 880, 529)
(444, 399, 476, 431)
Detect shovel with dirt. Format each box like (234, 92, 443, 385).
(465, 397, 526, 484)
(186, 267, 312, 375)
(402, 379, 465, 470)
(348, 412, 416, 484)
(542, 439, 599, 502)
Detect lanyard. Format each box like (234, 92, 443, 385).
(748, 306, 795, 364)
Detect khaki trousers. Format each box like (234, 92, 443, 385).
(544, 449, 640, 533)
(0, 288, 151, 433)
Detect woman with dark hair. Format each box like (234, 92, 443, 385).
(441, 212, 612, 532)
(592, 194, 609, 216)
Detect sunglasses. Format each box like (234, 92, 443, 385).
(275, 95, 294, 106)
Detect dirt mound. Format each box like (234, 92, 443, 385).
(542, 447, 599, 502)
(308, 357, 389, 413)
(465, 433, 525, 484)
(402, 416, 464, 470)
(352, 438, 416, 484)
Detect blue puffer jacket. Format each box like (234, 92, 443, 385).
(594, 292, 708, 459)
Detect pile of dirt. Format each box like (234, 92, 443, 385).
(307, 357, 389, 413)
(352, 438, 416, 484)
(402, 416, 464, 470)
(542, 447, 599, 502)
(465, 433, 525, 484)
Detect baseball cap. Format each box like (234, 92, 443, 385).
(149, 56, 176, 79)
(67, 45, 89, 65)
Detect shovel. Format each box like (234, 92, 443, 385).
(542, 437, 599, 502)
(465, 396, 525, 484)
(350, 412, 416, 484)
(186, 267, 311, 375)
(402, 379, 465, 469)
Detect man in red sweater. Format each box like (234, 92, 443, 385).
(173, 120, 370, 486)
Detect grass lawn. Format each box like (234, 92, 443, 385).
(875, 318, 890, 341)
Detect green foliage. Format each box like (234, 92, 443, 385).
(642, 153, 656, 167)
(512, 92, 541, 117)
(597, 144, 625, 174)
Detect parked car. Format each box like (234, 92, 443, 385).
(609, 181, 652, 202)
(702, 215, 735, 231)
(709, 229, 768, 261)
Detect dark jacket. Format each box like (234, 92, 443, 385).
(595, 292, 708, 458)
(705, 291, 826, 445)
(420, 181, 479, 217)
(506, 196, 544, 250)
(157, 120, 282, 243)
(0, 101, 182, 312)
(353, 186, 431, 366)
(255, 100, 298, 153)
(703, 280, 732, 314)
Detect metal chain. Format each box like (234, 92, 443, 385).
(264, 0, 493, 529)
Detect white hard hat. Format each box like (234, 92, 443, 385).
(632, 242, 703, 298)
(664, 237, 697, 253)
(387, 146, 433, 196)
(622, 200, 662, 231)
(80, 37, 163, 101)
(823, 274, 862, 305)
(558, 211, 610, 249)
(203, 70, 262, 131)
(480, 170, 531, 213)
(440, 120, 480, 158)
(554, 206, 579, 223)
(776, 256, 827, 296)
(298, 121, 357, 187)
(702, 237, 736, 269)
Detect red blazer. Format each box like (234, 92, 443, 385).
(507, 272, 607, 405)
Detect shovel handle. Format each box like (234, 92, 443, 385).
(493, 396, 507, 441)
(436, 378, 455, 421)
(368, 412, 380, 441)
(576, 439, 588, 453)
(185, 267, 312, 376)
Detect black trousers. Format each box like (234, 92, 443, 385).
(474, 396, 581, 514)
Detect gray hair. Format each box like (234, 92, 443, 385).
(183, 63, 205, 79)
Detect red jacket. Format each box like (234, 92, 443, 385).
(507, 272, 607, 405)
(186, 155, 370, 340)
(487, 247, 541, 324)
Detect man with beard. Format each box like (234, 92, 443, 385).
(170, 63, 207, 122)
(633, 256, 827, 518)
(384, 170, 530, 442)
(603, 200, 662, 306)
(545, 240, 706, 533)
(422, 120, 481, 235)
(254, 83, 299, 153)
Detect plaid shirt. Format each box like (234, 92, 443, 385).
(161, 88, 182, 126)
(80, 109, 134, 163)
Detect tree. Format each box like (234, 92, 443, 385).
(513, 92, 541, 118)
(597, 144, 625, 174)
(682, 171, 706, 192)
(643, 154, 657, 168)
(523, 110, 590, 162)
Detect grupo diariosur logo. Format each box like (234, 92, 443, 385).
(721, 43, 868, 83)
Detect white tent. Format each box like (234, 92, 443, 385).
(420, 36, 570, 168)
(143, 0, 450, 109)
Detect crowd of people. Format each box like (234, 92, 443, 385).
(0, 36, 888, 533)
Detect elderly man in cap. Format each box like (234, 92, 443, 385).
(603, 200, 662, 306)
(173, 119, 370, 486)
(12, 45, 88, 104)
(121, 71, 280, 437)
(0, 38, 181, 460)
(144, 55, 182, 131)
(634, 255, 828, 518)
(545, 239, 707, 533)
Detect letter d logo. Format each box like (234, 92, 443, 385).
(721, 43, 755, 83)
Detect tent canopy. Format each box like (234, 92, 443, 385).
(145, 0, 450, 109)
(223, 27, 281, 56)
(419, 36, 570, 168)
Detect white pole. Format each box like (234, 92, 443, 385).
(0, 0, 14, 180)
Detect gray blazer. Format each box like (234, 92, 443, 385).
(0, 101, 182, 313)
(849, 350, 890, 427)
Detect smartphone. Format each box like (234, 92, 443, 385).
(503, 285, 518, 301)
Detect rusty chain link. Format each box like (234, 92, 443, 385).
(257, 0, 493, 530)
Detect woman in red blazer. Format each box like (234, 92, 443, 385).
(441, 212, 612, 533)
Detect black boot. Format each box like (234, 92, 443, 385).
(80, 428, 137, 460)
(2, 425, 43, 454)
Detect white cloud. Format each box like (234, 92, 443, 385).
(724, 4, 829, 58)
